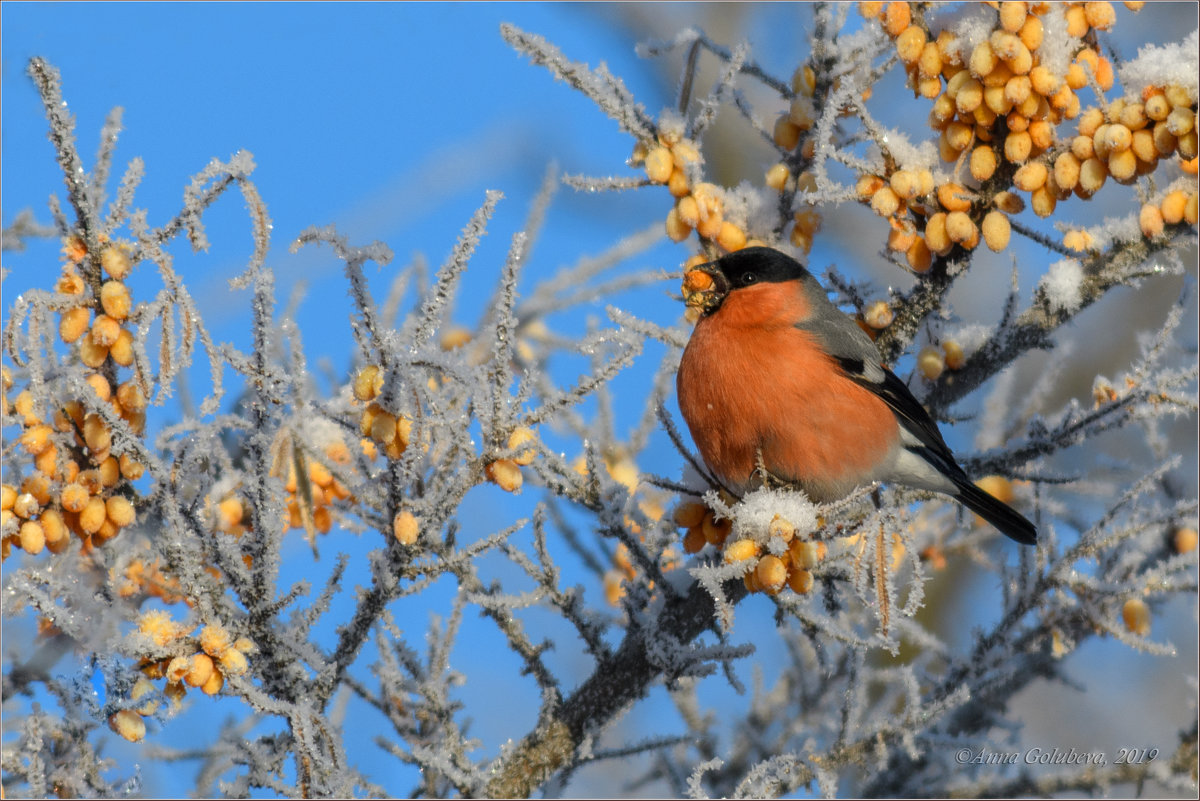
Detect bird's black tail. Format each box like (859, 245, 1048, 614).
(950, 475, 1038, 545)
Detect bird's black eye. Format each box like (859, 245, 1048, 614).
(741, 273, 757, 285)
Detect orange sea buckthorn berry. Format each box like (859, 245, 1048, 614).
(918, 346, 945, 380)
(59, 307, 90, 344)
(1121, 597, 1151, 636)
(485, 459, 522, 493)
(981, 211, 1012, 252)
(644, 146, 673, 184)
(787, 567, 815, 594)
(755, 554, 788, 594)
(109, 710, 146, 743)
(723, 538, 759, 565)
(392, 511, 419, 546)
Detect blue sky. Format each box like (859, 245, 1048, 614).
(4, 2, 1197, 797)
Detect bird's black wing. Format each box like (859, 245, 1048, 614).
(834, 356, 969, 482)
(792, 288, 964, 472)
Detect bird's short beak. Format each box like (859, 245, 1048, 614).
(681, 264, 730, 316)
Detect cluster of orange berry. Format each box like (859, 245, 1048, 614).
(602, 538, 683, 606)
(111, 615, 254, 742)
(1115, 524, 1198, 640)
(637, 128, 761, 255)
(2, 238, 148, 558)
(857, 1, 1197, 266)
(769, 64, 832, 254)
(353, 365, 415, 461)
(674, 500, 827, 596)
(283, 442, 354, 536)
(565, 447, 674, 606)
(114, 555, 187, 605)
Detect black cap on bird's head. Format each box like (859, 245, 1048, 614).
(682, 247, 811, 317)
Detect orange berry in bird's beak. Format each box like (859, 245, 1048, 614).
(682, 269, 714, 294)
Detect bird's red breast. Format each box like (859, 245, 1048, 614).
(677, 280, 901, 500)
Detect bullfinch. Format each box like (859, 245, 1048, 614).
(676, 246, 1037, 545)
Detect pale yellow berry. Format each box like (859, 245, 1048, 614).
(1166, 107, 1195, 138)
(918, 346, 945, 380)
(80, 496, 107, 534)
(870, 186, 901, 217)
(906, 236, 933, 272)
(1145, 94, 1171, 122)
(881, 1, 911, 36)
(896, 25, 926, 63)
(184, 653, 215, 688)
(109, 329, 134, 367)
(1108, 148, 1138, 182)
(789, 539, 821, 571)
(773, 115, 802, 150)
(19, 521, 46, 554)
(702, 513, 732, 545)
(109, 710, 146, 743)
(943, 340, 966, 370)
(41, 509, 67, 545)
(1065, 4, 1089, 37)
(924, 213, 952, 255)
(1063, 230, 1094, 252)
(507, 427, 538, 466)
(200, 624, 233, 658)
(1121, 597, 1151, 636)
(665, 208, 692, 242)
(90, 315, 121, 348)
(981, 211, 1011, 252)
(1018, 13, 1043, 50)
(864, 300, 894, 329)
(1078, 158, 1107, 195)
(1161, 191, 1188, 224)
(755, 554, 788, 594)
(99, 281, 132, 320)
(201, 668, 225, 696)
(60, 483, 89, 513)
(116, 381, 147, 414)
(945, 211, 978, 246)
(1004, 130, 1032, 163)
(999, 1, 1027, 33)
(970, 146, 998, 181)
(936, 182, 972, 212)
(59, 306, 90, 344)
(1139, 204, 1165, 238)
(889, 170, 922, 200)
(20, 424, 54, 456)
(716, 221, 746, 252)
(353, 365, 383, 402)
(1013, 162, 1048, 192)
(644, 146, 673, 184)
(765, 163, 790, 191)
(1173, 526, 1198, 554)
(485, 459, 522, 493)
(83, 414, 111, 454)
(1084, 1, 1116, 30)
(723, 538, 759, 565)
(106, 496, 136, 529)
(101, 245, 133, 280)
(1031, 185, 1057, 218)
(219, 647, 249, 677)
(1054, 152, 1081, 190)
(787, 568, 814, 594)
(673, 501, 708, 529)
(132, 678, 159, 715)
(393, 510, 419, 545)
